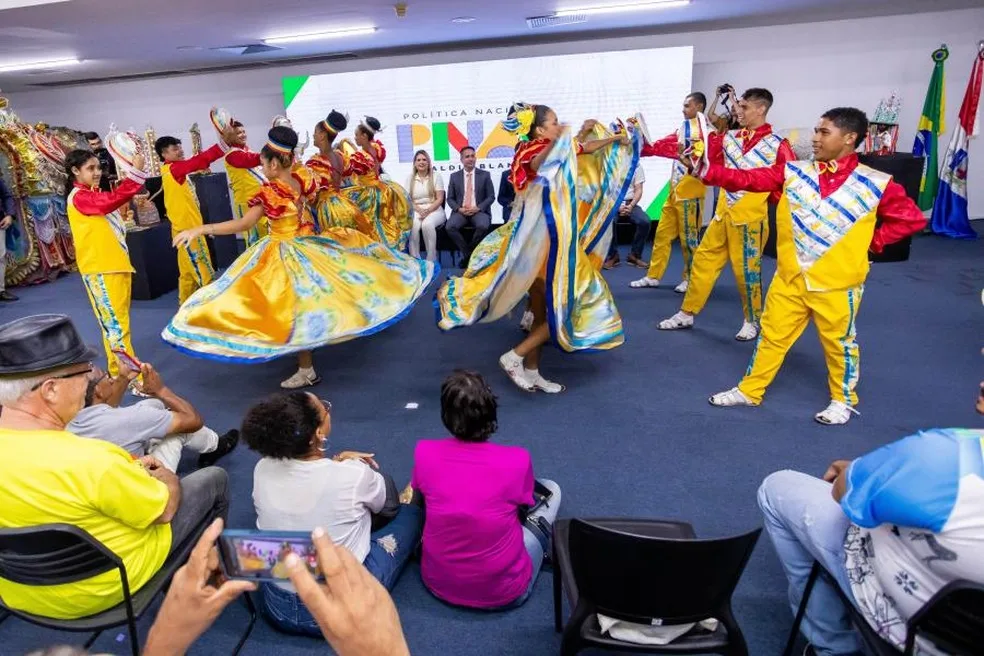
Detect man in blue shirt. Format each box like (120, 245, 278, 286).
(0, 174, 19, 301)
(758, 394, 984, 654)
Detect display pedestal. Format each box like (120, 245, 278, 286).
(763, 152, 924, 262)
(127, 224, 178, 300)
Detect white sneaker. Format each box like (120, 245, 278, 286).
(735, 321, 759, 342)
(658, 311, 694, 330)
(814, 400, 859, 425)
(629, 276, 660, 289)
(519, 310, 534, 332)
(499, 351, 534, 392)
(281, 368, 321, 389)
(674, 280, 689, 294)
(525, 369, 565, 394)
(708, 387, 755, 407)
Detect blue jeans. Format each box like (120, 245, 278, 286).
(608, 206, 650, 259)
(260, 504, 423, 637)
(493, 478, 562, 610)
(758, 470, 863, 656)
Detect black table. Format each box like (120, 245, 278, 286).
(127, 223, 178, 300)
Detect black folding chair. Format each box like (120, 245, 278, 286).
(553, 518, 761, 656)
(0, 518, 256, 655)
(783, 561, 984, 656)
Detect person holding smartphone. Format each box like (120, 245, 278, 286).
(410, 370, 562, 610)
(240, 391, 421, 636)
(67, 358, 238, 472)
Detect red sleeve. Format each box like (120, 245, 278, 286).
(71, 178, 144, 215)
(768, 139, 796, 204)
(870, 180, 927, 253)
(641, 132, 679, 159)
(702, 162, 785, 194)
(348, 151, 374, 176)
(167, 144, 224, 183)
(706, 132, 725, 166)
(372, 141, 386, 163)
(225, 149, 261, 169)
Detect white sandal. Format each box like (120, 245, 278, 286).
(658, 311, 694, 330)
(814, 400, 859, 425)
(630, 277, 660, 288)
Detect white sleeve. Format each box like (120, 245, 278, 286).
(434, 172, 445, 192)
(635, 167, 646, 185)
(355, 464, 387, 513)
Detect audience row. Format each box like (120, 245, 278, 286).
(0, 314, 980, 656)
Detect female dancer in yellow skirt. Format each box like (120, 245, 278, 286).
(163, 125, 437, 389)
(435, 103, 638, 393)
(306, 110, 375, 236)
(344, 117, 413, 251)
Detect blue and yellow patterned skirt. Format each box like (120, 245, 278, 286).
(162, 230, 437, 362)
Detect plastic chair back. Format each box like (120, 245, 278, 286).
(0, 524, 120, 586)
(568, 518, 761, 625)
(907, 580, 984, 655)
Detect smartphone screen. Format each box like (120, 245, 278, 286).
(111, 349, 142, 372)
(218, 530, 322, 582)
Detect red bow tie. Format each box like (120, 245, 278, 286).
(816, 160, 839, 175)
(737, 128, 753, 141)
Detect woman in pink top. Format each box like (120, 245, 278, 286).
(411, 370, 561, 609)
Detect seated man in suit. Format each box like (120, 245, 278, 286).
(446, 146, 496, 265)
(498, 169, 516, 223)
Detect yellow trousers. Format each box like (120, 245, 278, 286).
(680, 218, 767, 323)
(646, 198, 702, 281)
(738, 274, 863, 405)
(81, 273, 135, 378)
(177, 235, 215, 304)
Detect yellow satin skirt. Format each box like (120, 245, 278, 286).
(313, 190, 376, 237)
(162, 231, 437, 362)
(345, 179, 413, 252)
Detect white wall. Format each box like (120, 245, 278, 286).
(7, 7, 983, 217)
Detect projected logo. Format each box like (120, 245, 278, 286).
(395, 112, 517, 164)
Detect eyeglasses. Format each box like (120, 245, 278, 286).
(31, 364, 94, 391)
(320, 398, 332, 414)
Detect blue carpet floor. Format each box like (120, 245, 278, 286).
(3, 233, 982, 655)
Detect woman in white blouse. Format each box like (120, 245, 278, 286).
(406, 150, 446, 261)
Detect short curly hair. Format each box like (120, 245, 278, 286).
(440, 370, 498, 442)
(241, 391, 320, 459)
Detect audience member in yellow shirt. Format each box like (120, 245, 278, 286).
(0, 315, 229, 620)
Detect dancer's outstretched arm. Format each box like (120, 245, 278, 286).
(172, 204, 263, 247)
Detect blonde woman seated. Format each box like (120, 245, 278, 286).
(406, 150, 447, 261)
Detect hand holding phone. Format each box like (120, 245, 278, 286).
(219, 530, 323, 582)
(112, 349, 142, 372)
(286, 528, 411, 656)
(144, 519, 256, 656)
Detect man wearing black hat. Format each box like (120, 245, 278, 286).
(0, 314, 229, 620)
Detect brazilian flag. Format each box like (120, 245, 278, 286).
(912, 46, 948, 211)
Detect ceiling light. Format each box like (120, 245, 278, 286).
(264, 26, 377, 45)
(451, 16, 476, 23)
(554, 0, 690, 17)
(0, 57, 80, 73)
(0, 0, 71, 10)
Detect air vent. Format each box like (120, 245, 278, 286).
(526, 13, 587, 29)
(209, 43, 284, 55)
(27, 51, 359, 88)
